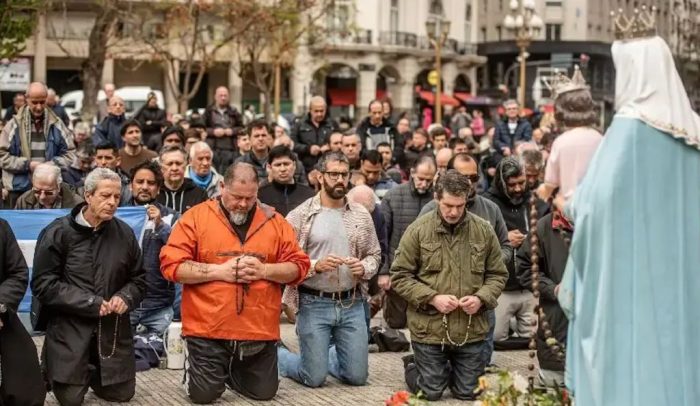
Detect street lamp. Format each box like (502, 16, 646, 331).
(503, 0, 543, 108)
(426, 18, 451, 125)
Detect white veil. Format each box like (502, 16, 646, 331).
(612, 36, 700, 151)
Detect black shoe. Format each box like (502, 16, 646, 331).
(402, 354, 415, 369)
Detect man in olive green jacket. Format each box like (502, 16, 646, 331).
(391, 170, 508, 401)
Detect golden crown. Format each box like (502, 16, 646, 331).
(610, 5, 657, 40)
(550, 65, 588, 99)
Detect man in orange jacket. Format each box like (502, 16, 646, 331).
(160, 162, 310, 404)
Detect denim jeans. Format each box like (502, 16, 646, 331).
(405, 340, 487, 401)
(130, 306, 173, 337)
(483, 309, 495, 365)
(278, 293, 368, 387)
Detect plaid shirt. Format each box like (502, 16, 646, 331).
(282, 193, 381, 313)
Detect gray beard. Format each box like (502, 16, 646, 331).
(229, 211, 248, 225)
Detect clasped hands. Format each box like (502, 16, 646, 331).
(219, 255, 267, 284)
(315, 254, 364, 278)
(99, 296, 128, 316)
(429, 294, 482, 315)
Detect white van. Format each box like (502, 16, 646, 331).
(61, 86, 165, 120)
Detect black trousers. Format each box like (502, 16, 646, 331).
(50, 338, 135, 406)
(0, 311, 46, 406)
(184, 337, 278, 404)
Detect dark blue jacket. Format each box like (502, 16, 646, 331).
(51, 105, 70, 126)
(133, 201, 180, 309)
(93, 114, 126, 148)
(493, 119, 533, 152)
(372, 204, 389, 272)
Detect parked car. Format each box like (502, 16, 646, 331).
(61, 86, 165, 120)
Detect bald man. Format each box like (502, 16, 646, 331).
(290, 95, 337, 173)
(204, 86, 244, 173)
(0, 82, 75, 208)
(94, 95, 127, 148)
(47, 88, 70, 126)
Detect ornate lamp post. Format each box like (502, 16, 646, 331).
(426, 18, 451, 125)
(503, 0, 543, 108)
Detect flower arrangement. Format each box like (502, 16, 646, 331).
(384, 390, 428, 406)
(475, 370, 571, 406)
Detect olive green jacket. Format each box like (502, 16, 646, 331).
(390, 210, 508, 345)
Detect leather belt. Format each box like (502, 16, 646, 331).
(298, 285, 357, 301)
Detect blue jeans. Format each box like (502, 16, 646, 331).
(278, 293, 369, 387)
(130, 306, 173, 337)
(483, 309, 495, 365)
(406, 340, 487, 401)
(173, 283, 182, 321)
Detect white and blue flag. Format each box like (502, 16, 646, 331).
(0, 207, 147, 313)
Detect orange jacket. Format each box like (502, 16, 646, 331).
(160, 200, 309, 340)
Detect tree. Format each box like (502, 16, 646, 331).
(230, 0, 337, 120)
(0, 0, 40, 60)
(124, 0, 260, 113)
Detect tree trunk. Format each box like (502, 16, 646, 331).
(80, 2, 117, 123)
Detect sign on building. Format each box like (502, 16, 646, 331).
(0, 58, 32, 92)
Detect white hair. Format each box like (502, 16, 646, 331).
(273, 135, 294, 149)
(189, 141, 213, 161)
(84, 168, 121, 194)
(346, 185, 377, 213)
(33, 163, 62, 186)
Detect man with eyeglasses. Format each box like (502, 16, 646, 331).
(279, 151, 381, 388)
(482, 157, 538, 350)
(0, 82, 75, 208)
(15, 163, 82, 209)
(493, 99, 532, 160)
(94, 95, 127, 148)
(419, 153, 512, 366)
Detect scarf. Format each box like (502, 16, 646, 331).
(19, 107, 49, 159)
(189, 167, 213, 190)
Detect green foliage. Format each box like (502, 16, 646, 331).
(477, 370, 571, 406)
(0, 0, 41, 59)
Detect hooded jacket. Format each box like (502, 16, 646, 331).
(31, 203, 146, 385)
(482, 157, 532, 290)
(156, 178, 209, 214)
(160, 200, 310, 340)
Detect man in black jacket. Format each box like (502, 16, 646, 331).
(290, 96, 336, 173)
(516, 210, 570, 386)
(258, 145, 314, 216)
(93, 96, 127, 148)
(0, 218, 46, 405)
(356, 100, 403, 160)
(128, 161, 179, 336)
(493, 99, 532, 160)
(235, 120, 273, 183)
(31, 168, 146, 405)
(379, 155, 437, 329)
(133, 92, 167, 151)
(204, 86, 244, 173)
(482, 157, 537, 350)
(156, 145, 209, 214)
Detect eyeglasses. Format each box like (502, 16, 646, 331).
(33, 188, 57, 197)
(465, 174, 480, 184)
(323, 171, 350, 181)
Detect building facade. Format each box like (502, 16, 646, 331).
(6, 0, 484, 120)
(476, 0, 699, 115)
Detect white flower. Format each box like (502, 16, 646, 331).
(512, 372, 529, 393)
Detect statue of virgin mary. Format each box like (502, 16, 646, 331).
(558, 12, 700, 406)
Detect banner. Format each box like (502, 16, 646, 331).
(0, 207, 147, 313)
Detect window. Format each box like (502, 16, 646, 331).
(464, 1, 472, 43)
(481, 26, 487, 41)
(545, 23, 562, 40)
(496, 25, 503, 41)
(390, 0, 399, 32)
(328, 2, 351, 36)
(429, 0, 444, 16)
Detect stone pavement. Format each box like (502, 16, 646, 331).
(38, 320, 532, 405)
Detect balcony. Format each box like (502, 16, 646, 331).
(325, 29, 373, 45)
(379, 31, 418, 47)
(379, 31, 477, 57)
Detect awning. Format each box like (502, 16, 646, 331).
(417, 90, 461, 107)
(327, 88, 356, 106)
(454, 92, 474, 103)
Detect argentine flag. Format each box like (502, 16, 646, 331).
(0, 207, 147, 313)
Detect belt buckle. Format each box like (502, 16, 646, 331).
(331, 291, 339, 301)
